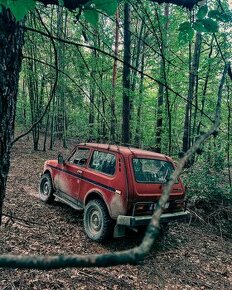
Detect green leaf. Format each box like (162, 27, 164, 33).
(220, 12, 232, 23)
(208, 10, 232, 23)
(197, 5, 208, 20)
(178, 27, 194, 45)
(6, 0, 36, 20)
(84, 9, 99, 26)
(93, 0, 117, 16)
(208, 9, 221, 20)
(178, 21, 191, 31)
(201, 18, 219, 32)
(178, 21, 194, 45)
(192, 20, 207, 32)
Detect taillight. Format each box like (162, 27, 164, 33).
(132, 202, 155, 216)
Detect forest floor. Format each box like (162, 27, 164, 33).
(0, 138, 232, 290)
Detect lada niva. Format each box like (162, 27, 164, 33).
(39, 143, 189, 241)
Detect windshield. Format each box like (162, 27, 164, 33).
(68, 148, 90, 165)
(132, 158, 175, 183)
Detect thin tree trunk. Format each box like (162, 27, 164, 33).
(134, 43, 145, 147)
(62, 10, 68, 148)
(0, 8, 24, 224)
(182, 31, 202, 154)
(89, 64, 96, 141)
(111, 9, 119, 143)
(197, 37, 213, 136)
(122, 3, 131, 145)
(49, 7, 55, 150)
(155, 4, 169, 153)
(43, 111, 50, 151)
(22, 79, 27, 130)
(226, 83, 232, 187)
(131, 18, 145, 140)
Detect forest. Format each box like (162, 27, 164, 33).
(0, 0, 232, 289)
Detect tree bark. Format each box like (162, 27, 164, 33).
(196, 37, 213, 136)
(0, 8, 24, 224)
(155, 4, 169, 153)
(226, 83, 232, 187)
(134, 42, 145, 147)
(110, 9, 119, 143)
(122, 3, 131, 145)
(182, 31, 202, 154)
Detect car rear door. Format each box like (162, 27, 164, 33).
(130, 156, 184, 201)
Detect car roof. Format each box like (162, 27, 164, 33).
(78, 143, 169, 160)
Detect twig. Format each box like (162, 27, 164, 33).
(187, 209, 208, 224)
(3, 213, 44, 227)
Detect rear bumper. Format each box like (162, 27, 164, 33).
(116, 210, 190, 227)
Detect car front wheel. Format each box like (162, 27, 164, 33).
(39, 173, 55, 204)
(84, 199, 113, 242)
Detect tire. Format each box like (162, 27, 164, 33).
(84, 199, 113, 242)
(39, 173, 55, 204)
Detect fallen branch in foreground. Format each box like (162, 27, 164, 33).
(0, 62, 229, 270)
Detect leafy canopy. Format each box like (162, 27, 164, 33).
(178, 4, 232, 45)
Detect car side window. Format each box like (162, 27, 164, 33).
(89, 151, 116, 175)
(68, 148, 90, 166)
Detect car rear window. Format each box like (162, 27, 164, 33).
(132, 158, 175, 183)
(89, 151, 116, 176)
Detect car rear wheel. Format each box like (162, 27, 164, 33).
(84, 199, 113, 242)
(39, 173, 55, 204)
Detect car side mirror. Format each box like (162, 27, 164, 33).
(58, 153, 64, 164)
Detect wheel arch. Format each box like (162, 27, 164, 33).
(84, 191, 112, 218)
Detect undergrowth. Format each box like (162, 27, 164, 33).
(183, 148, 232, 238)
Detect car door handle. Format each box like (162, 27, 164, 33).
(77, 170, 83, 175)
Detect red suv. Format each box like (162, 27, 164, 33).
(39, 143, 189, 241)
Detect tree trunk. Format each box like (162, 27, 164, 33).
(130, 18, 145, 141)
(226, 83, 232, 187)
(110, 9, 119, 143)
(155, 4, 169, 153)
(0, 8, 24, 224)
(197, 37, 213, 136)
(134, 42, 145, 147)
(182, 31, 202, 154)
(122, 3, 131, 145)
(89, 61, 96, 141)
(49, 7, 55, 150)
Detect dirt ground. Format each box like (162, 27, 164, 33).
(0, 138, 232, 290)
